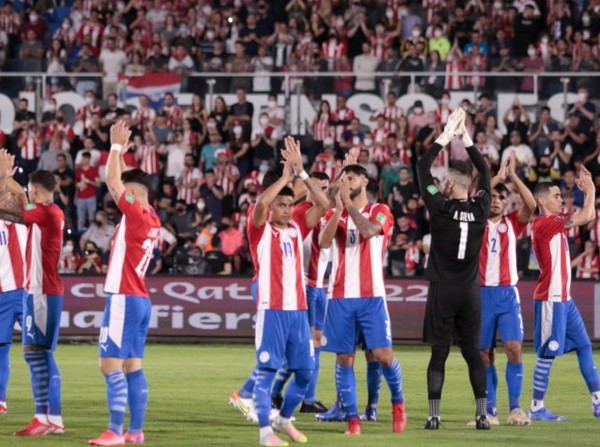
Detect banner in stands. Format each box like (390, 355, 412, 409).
(58, 277, 599, 341)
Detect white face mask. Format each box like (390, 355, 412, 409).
(207, 121, 216, 129)
(583, 15, 591, 25)
(196, 201, 205, 211)
(259, 164, 269, 172)
(63, 22, 69, 29)
(233, 125, 242, 134)
(336, 17, 344, 28)
(30, 14, 38, 23)
(434, 29, 442, 38)
(63, 244, 74, 253)
(268, 100, 276, 109)
(391, 161, 402, 169)
(541, 37, 549, 44)
(259, 117, 269, 126)
(441, 97, 450, 105)
(399, 8, 408, 17)
(364, 138, 373, 146)
(527, 48, 536, 57)
(85, 96, 94, 105)
(206, 30, 215, 40)
(210, 226, 218, 234)
(493, 1, 502, 9)
(413, 107, 423, 115)
(578, 92, 587, 102)
(412, 29, 421, 38)
(386, 9, 394, 19)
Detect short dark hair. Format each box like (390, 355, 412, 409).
(341, 164, 368, 177)
(56, 153, 66, 160)
(29, 170, 57, 192)
(121, 168, 150, 189)
(277, 186, 295, 198)
(493, 183, 509, 197)
(81, 151, 91, 158)
(448, 160, 473, 178)
(310, 171, 330, 182)
(204, 169, 215, 175)
(262, 170, 279, 189)
(366, 176, 379, 197)
(533, 182, 555, 198)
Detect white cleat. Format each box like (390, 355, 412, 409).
(507, 408, 531, 426)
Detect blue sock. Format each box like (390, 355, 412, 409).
(336, 364, 358, 419)
(576, 345, 600, 394)
(381, 359, 403, 404)
(0, 344, 10, 402)
(366, 361, 382, 406)
(304, 348, 321, 404)
(532, 357, 554, 402)
(506, 362, 523, 411)
(281, 369, 312, 419)
(24, 351, 48, 415)
(272, 368, 293, 399)
(240, 365, 258, 399)
(126, 370, 148, 434)
(486, 365, 498, 414)
(44, 351, 61, 416)
(253, 368, 275, 428)
(105, 370, 127, 435)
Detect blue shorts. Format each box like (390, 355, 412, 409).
(479, 286, 524, 350)
(0, 288, 25, 344)
(99, 294, 151, 359)
(306, 286, 326, 331)
(322, 297, 392, 353)
(534, 299, 590, 357)
(22, 293, 63, 351)
(255, 309, 314, 371)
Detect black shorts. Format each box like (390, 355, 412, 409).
(423, 282, 481, 348)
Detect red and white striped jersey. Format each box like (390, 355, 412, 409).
(312, 114, 334, 142)
(374, 106, 404, 132)
(532, 213, 572, 302)
(46, 122, 75, 142)
(590, 209, 600, 248)
(76, 104, 103, 130)
(333, 107, 355, 142)
(162, 105, 183, 128)
(293, 201, 330, 288)
(21, 203, 64, 296)
(138, 144, 159, 175)
(480, 211, 526, 287)
(445, 59, 464, 90)
(215, 163, 239, 196)
(19, 130, 42, 160)
(176, 167, 202, 205)
(369, 34, 393, 59)
(321, 39, 346, 60)
(372, 127, 390, 144)
(105, 192, 161, 297)
(0, 220, 27, 292)
(247, 214, 310, 310)
(0, 11, 21, 35)
(435, 107, 453, 125)
(371, 145, 392, 166)
(132, 107, 157, 125)
(562, 205, 581, 242)
(327, 202, 393, 299)
(575, 254, 599, 279)
(312, 154, 338, 181)
(77, 21, 104, 48)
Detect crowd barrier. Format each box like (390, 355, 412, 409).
(52, 277, 600, 341)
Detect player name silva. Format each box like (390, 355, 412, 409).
(452, 211, 476, 222)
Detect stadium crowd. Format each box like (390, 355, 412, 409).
(0, 0, 599, 278)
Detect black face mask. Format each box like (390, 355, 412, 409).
(56, 116, 64, 123)
(94, 220, 103, 226)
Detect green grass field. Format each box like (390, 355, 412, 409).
(0, 344, 598, 446)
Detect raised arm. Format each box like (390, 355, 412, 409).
(319, 193, 342, 249)
(340, 175, 381, 240)
(565, 166, 596, 229)
(106, 121, 132, 203)
(252, 158, 294, 229)
(505, 150, 536, 223)
(0, 149, 27, 207)
(459, 124, 491, 196)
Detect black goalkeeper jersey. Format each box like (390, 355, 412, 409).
(417, 143, 491, 284)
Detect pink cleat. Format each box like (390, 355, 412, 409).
(48, 421, 66, 434)
(14, 417, 50, 436)
(0, 403, 7, 414)
(272, 416, 307, 443)
(259, 433, 289, 446)
(124, 431, 145, 444)
(88, 430, 126, 446)
(392, 403, 407, 433)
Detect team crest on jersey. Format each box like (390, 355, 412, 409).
(125, 193, 135, 203)
(498, 223, 508, 233)
(259, 351, 270, 363)
(548, 341, 560, 351)
(427, 184, 439, 195)
(287, 227, 298, 238)
(320, 335, 328, 347)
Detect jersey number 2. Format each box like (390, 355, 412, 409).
(457, 222, 469, 260)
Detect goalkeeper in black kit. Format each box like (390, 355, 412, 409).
(416, 108, 492, 430)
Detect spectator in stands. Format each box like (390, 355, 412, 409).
(58, 239, 79, 274)
(200, 130, 225, 172)
(204, 235, 233, 275)
(77, 240, 103, 275)
(99, 37, 127, 97)
(176, 153, 203, 207)
(75, 151, 100, 232)
(38, 133, 73, 172)
(155, 181, 177, 223)
(71, 43, 100, 95)
(218, 215, 244, 273)
(168, 43, 195, 75)
(199, 169, 225, 223)
(102, 93, 127, 125)
(146, 42, 169, 72)
(388, 214, 419, 277)
(251, 112, 277, 168)
(228, 87, 254, 138)
(79, 210, 115, 255)
(353, 41, 379, 93)
(168, 199, 197, 246)
(572, 240, 600, 280)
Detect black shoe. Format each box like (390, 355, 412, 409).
(476, 415, 491, 430)
(271, 394, 283, 410)
(423, 416, 440, 430)
(300, 401, 328, 413)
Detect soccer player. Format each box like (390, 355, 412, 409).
(88, 121, 161, 446)
(475, 151, 535, 426)
(0, 185, 27, 415)
(417, 108, 491, 430)
(528, 171, 600, 421)
(0, 150, 65, 436)
(271, 171, 331, 414)
(319, 165, 406, 436)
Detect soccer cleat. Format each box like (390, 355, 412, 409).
(260, 433, 289, 447)
(476, 414, 491, 430)
(272, 416, 307, 443)
(593, 402, 600, 419)
(359, 405, 378, 422)
(315, 403, 347, 422)
(344, 417, 361, 435)
(423, 416, 440, 430)
(48, 422, 66, 434)
(0, 403, 7, 414)
(529, 407, 566, 422)
(272, 394, 283, 410)
(506, 408, 531, 426)
(88, 430, 126, 446)
(299, 401, 328, 413)
(467, 413, 499, 427)
(392, 403, 407, 433)
(124, 431, 144, 444)
(14, 417, 51, 436)
(229, 390, 258, 423)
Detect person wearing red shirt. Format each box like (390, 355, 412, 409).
(75, 151, 100, 232)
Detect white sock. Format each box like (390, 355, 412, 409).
(531, 400, 544, 411)
(35, 413, 49, 424)
(259, 426, 273, 440)
(278, 415, 291, 427)
(48, 414, 64, 427)
(591, 392, 600, 405)
(0, 401, 6, 408)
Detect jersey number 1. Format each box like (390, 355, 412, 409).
(457, 222, 469, 260)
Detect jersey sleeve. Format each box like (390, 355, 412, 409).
(292, 201, 313, 240)
(117, 191, 145, 219)
(21, 203, 46, 226)
(246, 218, 267, 246)
(370, 203, 393, 235)
(506, 210, 528, 237)
(534, 213, 571, 241)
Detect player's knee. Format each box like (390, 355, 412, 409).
(337, 353, 355, 367)
(480, 349, 493, 367)
(429, 346, 450, 368)
(371, 348, 394, 367)
(293, 369, 313, 389)
(460, 345, 481, 364)
(504, 341, 522, 363)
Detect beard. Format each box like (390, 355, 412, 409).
(349, 187, 362, 200)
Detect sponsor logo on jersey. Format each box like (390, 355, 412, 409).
(548, 340, 559, 351)
(376, 212, 386, 224)
(427, 184, 439, 195)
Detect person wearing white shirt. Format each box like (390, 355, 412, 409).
(353, 42, 380, 92)
(98, 37, 128, 97)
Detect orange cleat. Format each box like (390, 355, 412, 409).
(88, 429, 126, 446)
(344, 417, 362, 435)
(14, 417, 50, 436)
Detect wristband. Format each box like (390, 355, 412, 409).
(110, 144, 123, 152)
(299, 170, 309, 180)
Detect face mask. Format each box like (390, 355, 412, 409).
(441, 97, 450, 105)
(259, 117, 269, 126)
(493, 1, 502, 9)
(412, 29, 420, 38)
(206, 30, 215, 40)
(391, 161, 402, 169)
(63, 22, 69, 29)
(233, 126, 242, 134)
(399, 8, 407, 17)
(541, 37, 549, 44)
(196, 201, 205, 211)
(259, 164, 269, 172)
(268, 100, 276, 108)
(434, 29, 442, 38)
(57, 116, 64, 123)
(386, 9, 394, 19)
(210, 226, 218, 234)
(583, 15, 591, 25)
(94, 219, 103, 226)
(336, 17, 344, 27)
(85, 96, 94, 105)
(207, 121, 216, 129)
(527, 48, 536, 57)
(179, 27, 188, 35)
(364, 138, 373, 146)
(30, 14, 38, 23)
(413, 107, 423, 115)
(63, 244, 73, 253)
